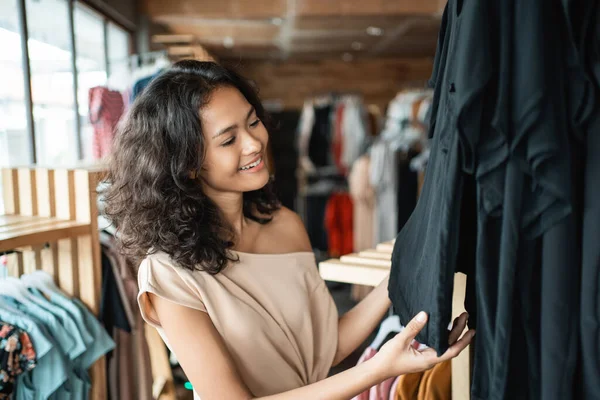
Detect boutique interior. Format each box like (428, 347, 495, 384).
(0, 0, 599, 399)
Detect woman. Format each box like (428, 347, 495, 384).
(103, 60, 474, 400)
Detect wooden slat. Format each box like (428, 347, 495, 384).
(5, 252, 24, 277)
(54, 169, 76, 221)
(17, 168, 37, 217)
(35, 168, 56, 218)
(0, 221, 90, 252)
(451, 273, 470, 400)
(319, 259, 388, 287)
(2, 169, 19, 214)
(41, 242, 58, 278)
(0, 217, 61, 233)
(57, 238, 78, 298)
(375, 241, 395, 253)
(357, 249, 392, 260)
(0, 215, 47, 225)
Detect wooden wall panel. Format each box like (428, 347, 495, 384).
(232, 58, 433, 110)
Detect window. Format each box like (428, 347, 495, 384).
(26, 0, 78, 166)
(0, 0, 31, 167)
(74, 3, 107, 161)
(107, 22, 130, 75)
(1, 0, 132, 169)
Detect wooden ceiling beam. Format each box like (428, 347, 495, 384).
(295, 0, 444, 17)
(143, 0, 286, 19)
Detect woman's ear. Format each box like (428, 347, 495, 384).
(189, 169, 198, 179)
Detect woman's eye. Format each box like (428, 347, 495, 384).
(250, 119, 261, 128)
(222, 137, 236, 147)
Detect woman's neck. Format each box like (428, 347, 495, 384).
(206, 190, 247, 238)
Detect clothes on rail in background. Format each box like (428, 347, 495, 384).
(298, 94, 368, 176)
(349, 155, 376, 252)
(89, 86, 125, 159)
(297, 94, 369, 256)
(324, 193, 353, 258)
(368, 90, 432, 244)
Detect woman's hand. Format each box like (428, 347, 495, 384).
(372, 311, 474, 379)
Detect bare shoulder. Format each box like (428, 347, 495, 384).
(262, 207, 312, 253)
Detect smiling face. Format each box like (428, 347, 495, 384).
(198, 85, 270, 196)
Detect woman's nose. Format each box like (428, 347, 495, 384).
(241, 129, 262, 154)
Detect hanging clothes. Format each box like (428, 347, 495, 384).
(100, 232, 153, 400)
(388, 0, 600, 399)
(349, 155, 376, 252)
(88, 86, 125, 159)
(0, 323, 36, 399)
(350, 347, 396, 400)
(340, 97, 368, 172)
(331, 103, 346, 175)
(0, 280, 115, 400)
(324, 192, 353, 257)
(308, 104, 334, 168)
(416, 360, 451, 400)
(369, 140, 399, 244)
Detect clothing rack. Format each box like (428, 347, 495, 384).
(1, 165, 106, 399)
(318, 239, 471, 400)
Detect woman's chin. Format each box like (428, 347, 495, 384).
(243, 171, 271, 192)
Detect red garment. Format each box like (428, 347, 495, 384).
(324, 192, 353, 257)
(331, 103, 347, 175)
(89, 86, 124, 159)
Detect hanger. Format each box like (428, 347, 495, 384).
(0, 265, 24, 314)
(370, 310, 403, 350)
(20, 270, 67, 298)
(0, 277, 40, 305)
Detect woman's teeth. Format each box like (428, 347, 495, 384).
(239, 158, 262, 171)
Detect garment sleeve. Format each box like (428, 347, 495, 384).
(341, 99, 367, 169)
(298, 101, 316, 173)
(137, 255, 207, 329)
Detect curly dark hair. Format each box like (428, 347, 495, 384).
(102, 60, 280, 274)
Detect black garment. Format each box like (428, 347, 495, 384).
(396, 151, 419, 233)
(388, 0, 490, 356)
(268, 111, 300, 211)
(304, 194, 329, 252)
(390, 1, 596, 399)
(580, 113, 600, 400)
(308, 105, 333, 167)
(99, 250, 131, 333)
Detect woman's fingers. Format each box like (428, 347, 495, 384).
(448, 312, 469, 345)
(439, 330, 475, 362)
(401, 311, 428, 346)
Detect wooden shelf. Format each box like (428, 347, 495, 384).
(340, 253, 392, 268)
(375, 241, 395, 253)
(0, 216, 90, 252)
(357, 249, 392, 260)
(319, 259, 389, 287)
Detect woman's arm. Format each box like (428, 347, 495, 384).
(332, 275, 391, 366)
(150, 293, 473, 400)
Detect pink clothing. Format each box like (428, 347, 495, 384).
(349, 155, 376, 252)
(352, 347, 397, 400)
(389, 377, 400, 400)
